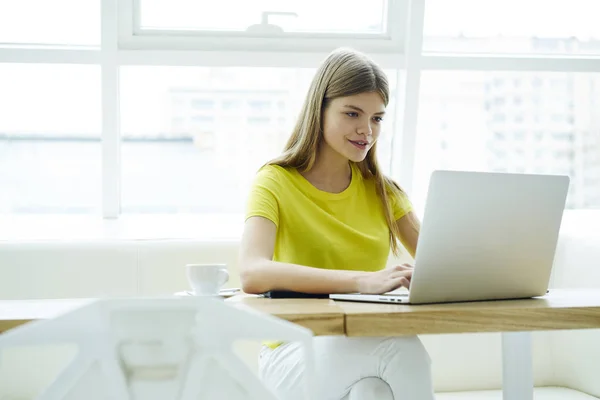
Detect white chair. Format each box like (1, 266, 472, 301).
(0, 297, 315, 400)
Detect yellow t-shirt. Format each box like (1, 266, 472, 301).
(246, 163, 413, 275)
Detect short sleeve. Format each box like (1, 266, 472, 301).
(245, 166, 280, 227)
(390, 188, 413, 221)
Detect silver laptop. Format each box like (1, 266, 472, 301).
(330, 170, 570, 305)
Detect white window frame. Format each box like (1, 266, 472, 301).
(421, 53, 600, 72)
(117, 0, 408, 53)
(101, 0, 121, 218)
(0, 0, 599, 221)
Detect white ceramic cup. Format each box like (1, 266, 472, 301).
(185, 264, 229, 296)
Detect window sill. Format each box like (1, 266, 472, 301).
(0, 210, 597, 242)
(0, 214, 245, 242)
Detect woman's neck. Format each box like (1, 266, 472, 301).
(301, 144, 352, 193)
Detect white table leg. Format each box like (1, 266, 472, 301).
(502, 332, 533, 400)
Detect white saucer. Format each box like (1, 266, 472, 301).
(174, 289, 240, 298)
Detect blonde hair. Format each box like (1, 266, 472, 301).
(269, 48, 407, 255)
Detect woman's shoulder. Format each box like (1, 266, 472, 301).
(253, 164, 297, 189)
(256, 163, 295, 178)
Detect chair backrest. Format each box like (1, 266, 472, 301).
(0, 297, 315, 400)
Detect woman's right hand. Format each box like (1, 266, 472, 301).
(356, 264, 413, 294)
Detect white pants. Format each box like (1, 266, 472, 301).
(259, 336, 435, 400)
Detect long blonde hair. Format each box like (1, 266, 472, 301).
(269, 48, 406, 255)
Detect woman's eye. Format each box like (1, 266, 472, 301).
(373, 116, 384, 123)
(346, 112, 359, 117)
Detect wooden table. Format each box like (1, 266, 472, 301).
(2, 289, 600, 400)
(336, 289, 600, 336)
(0, 298, 96, 334)
(0, 296, 345, 336)
(3, 290, 600, 336)
(226, 296, 345, 336)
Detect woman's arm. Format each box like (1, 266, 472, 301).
(395, 211, 421, 258)
(239, 216, 412, 294)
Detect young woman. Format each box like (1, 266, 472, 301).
(239, 48, 434, 400)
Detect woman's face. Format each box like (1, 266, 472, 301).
(321, 91, 385, 163)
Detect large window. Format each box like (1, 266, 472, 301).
(423, 0, 600, 55)
(0, 64, 101, 214)
(119, 66, 399, 213)
(0, 0, 100, 47)
(413, 71, 600, 211)
(1, 0, 599, 222)
(140, 0, 388, 35)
